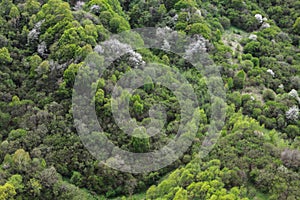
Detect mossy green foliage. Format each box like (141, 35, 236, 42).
(0, 0, 299, 199)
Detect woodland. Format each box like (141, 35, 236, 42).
(0, 0, 299, 199)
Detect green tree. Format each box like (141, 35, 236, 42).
(0, 111, 10, 130)
(220, 16, 231, 29)
(144, 76, 154, 92)
(36, 0, 74, 45)
(173, 188, 188, 200)
(9, 5, 19, 27)
(285, 125, 300, 139)
(99, 11, 113, 27)
(28, 178, 42, 197)
(174, 0, 196, 11)
(293, 17, 300, 34)
(146, 185, 157, 199)
(63, 63, 81, 88)
(0, 47, 12, 64)
(133, 100, 144, 115)
(109, 16, 130, 33)
(0, 183, 16, 200)
(0, 0, 13, 17)
(7, 174, 24, 193)
(70, 171, 83, 187)
(95, 88, 105, 106)
(244, 41, 261, 57)
(12, 149, 31, 171)
(130, 127, 150, 153)
(24, 0, 40, 15)
(233, 70, 246, 89)
(262, 89, 276, 101)
(188, 23, 212, 39)
(9, 5, 19, 19)
(8, 129, 27, 141)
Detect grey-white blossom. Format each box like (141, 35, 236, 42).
(255, 14, 263, 24)
(99, 39, 145, 68)
(289, 89, 299, 98)
(38, 41, 47, 56)
(101, 38, 132, 61)
(28, 29, 40, 43)
(90, 5, 100, 14)
(162, 39, 171, 51)
(195, 9, 201, 16)
(127, 50, 145, 68)
(94, 45, 104, 54)
(74, 1, 85, 11)
(286, 105, 299, 121)
(28, 20, 45, 43)
(34, 20, 44, 29)
(156, 26, 180, 51)
(261, 22, 271, 29)
(289, 89, 300, 104)
(184, 35, 207, 61)
(249, 34, 257, 40)
(279, 84, 284, 89)
(156, 27, 172, 40)
(267, 69, 275, 77)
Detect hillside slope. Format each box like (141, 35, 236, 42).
(0, 0, 299, 199)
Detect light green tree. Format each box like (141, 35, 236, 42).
(293, 17, 300, 34)
(173, 188, 188, 200)
(0, 183, 16, 200)
(0, 47, 12, 64)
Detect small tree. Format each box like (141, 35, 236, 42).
(244, 41, 260, 57)
(0, 47, 12, 64)
(70, 171, 83, 187)
(262, 89, 276, 101)
(12, 149, 31, 171)
(28, 178, 42, 197)
(293, 17, 300, 34)
(285, 125, 300, 139)
(109, 16, 130, 33)
(0, 183, 16, 200)
(9, 5, 20, 27)
(233, 70, 246, 89)
(173, 187, 188, 200)
(286, 106, 299, 121)
(8, 175, 24, 193)
(130, 127, 150, 153)
(188, 23, 212, 39)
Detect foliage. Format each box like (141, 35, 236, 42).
(0, 0, 299, 199)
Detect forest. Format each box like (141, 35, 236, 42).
(0, 0, 299, 199)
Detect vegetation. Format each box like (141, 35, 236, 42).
(0, 0, 299, 199)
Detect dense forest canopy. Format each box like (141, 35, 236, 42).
(0, 0, 299, 199)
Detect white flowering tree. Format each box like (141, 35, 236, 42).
(286, 106, 299, 121)
(97, 38, 145, 69)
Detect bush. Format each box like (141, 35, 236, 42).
(293, 17, 300, 34)
(262, 89, 276, 101)
(109, 16, 130, 33)
(244, 41, 261, 57)
(241, 60, 254, 73)
(233, 70, 246, 89)
(188, 23, 212, 39)
(220, 16, 231, 29)
(0, 47, 12, 64)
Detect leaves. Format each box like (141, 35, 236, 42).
(0, 47, 12, 65)
(0, 0, 299, 199)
